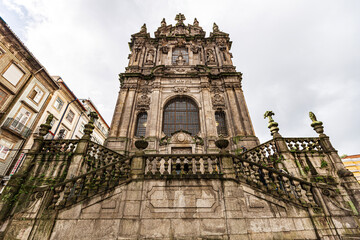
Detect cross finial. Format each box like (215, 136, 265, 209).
(264, 111, 275, 122)
(175, 13, 186, 25)
(309, 111, 325, 136)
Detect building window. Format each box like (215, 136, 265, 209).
(54, 97, 64, 111)
(28, 86, 44, 104)
(163, 97, 200, 136)
(172, 47, 189, 65)
(57, 128, 68, 139)
(0, 88, 8, 106)
(215, 111, 228, 136)
(135, 112, 147, 137)
(2, 63, 25, 86)
(66, 110, 75, 123)
(11, 107, 31, 132)
(79, 123, 85, 134)
(0, 138, 13, 160)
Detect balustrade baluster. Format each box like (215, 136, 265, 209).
(282, 176, 294, 199)
(261, 168, 270, 191)
(203, 156, 209, 174)
(195, 156, 201, 175)
(59, 182, 72, 206)
(155, 157, 161, 177)
(211, 156, 218, 174)
(301, 184, 316, 207)
(271, 172, 283, 196)
(251, 165, 260, 186)
(179, 157, 184, 175)
(171, 157, 177, 175)
(147, 157, 154, 175)
(187, 157, 193, 175)
(163, 157, 169, 175)
(50, 186, 62, 209)
(243, 162, 251, 182)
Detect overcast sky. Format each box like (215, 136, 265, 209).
(0, 0, 359, 155)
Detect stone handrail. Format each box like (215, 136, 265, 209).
(83, 141, 126, 172)
(238, 139, 279, 166)
(45, 156, 131, 209)
(232, 155, 318, 208)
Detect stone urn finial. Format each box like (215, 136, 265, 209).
(215, 136, 229, 153)
(309, 111, 325, 136)
(161, 18, 166, 27)
(140, 24, 147, 33)
(82, 111, 98, 140)
(135, 138, 148, 151)
(38, 114, 53, 138)
(264, 111, 280, 136)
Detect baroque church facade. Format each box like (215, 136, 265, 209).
(106, 13, 258, 155)
(0, 14, 360, 239)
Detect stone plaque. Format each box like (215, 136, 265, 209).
(147, 186, 219, 213)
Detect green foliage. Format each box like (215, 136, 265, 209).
(232, 136, 243, 145)
(320, 159, 328, 168)
(314, 176, 324, 182)
(303, 166, 310, 173)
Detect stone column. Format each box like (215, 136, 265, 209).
(118, 87, 136, 137)
(225, 87, 244, 135)
(109, 88, 128, 137)
(234, 88, 255, 136)
(200, 80, 216, 136)
(147, 83, 160, 137)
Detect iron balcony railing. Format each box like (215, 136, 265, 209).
(2, 118, 32, 138)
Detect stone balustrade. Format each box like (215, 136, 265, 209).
(232, 155, 318, 208)
(40, 139, 79, 154)
(285, 137, 323, 153)
(84, 141, 125, 172)
(144, 154, 221, 178)
(239, 139, 278, 166)
(47, 156, 131, 209)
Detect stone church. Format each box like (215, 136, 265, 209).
(0, 14, 360, 239)
(106, 13, 258, 156)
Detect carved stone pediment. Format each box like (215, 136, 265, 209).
(170, 130, 192, 144)
(212, 93, 225, 109)
(136, 94, 150, 110)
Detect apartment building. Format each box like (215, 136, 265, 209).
(342, 154, 360, 183)
(0, 17, 59, 176)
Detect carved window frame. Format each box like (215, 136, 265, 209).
(162, 97, 200, 136)
(215, 111, 228, 136)
(172, 47, 189, 65)
(135, 112, 147, 137)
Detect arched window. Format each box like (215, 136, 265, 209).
(215, 111, 227, 136)
(172, 47, 189, 65)
(163, 97, 199, 136)
(135, 112, 147, 137)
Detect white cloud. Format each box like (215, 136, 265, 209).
(1, 0, 359, 155)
